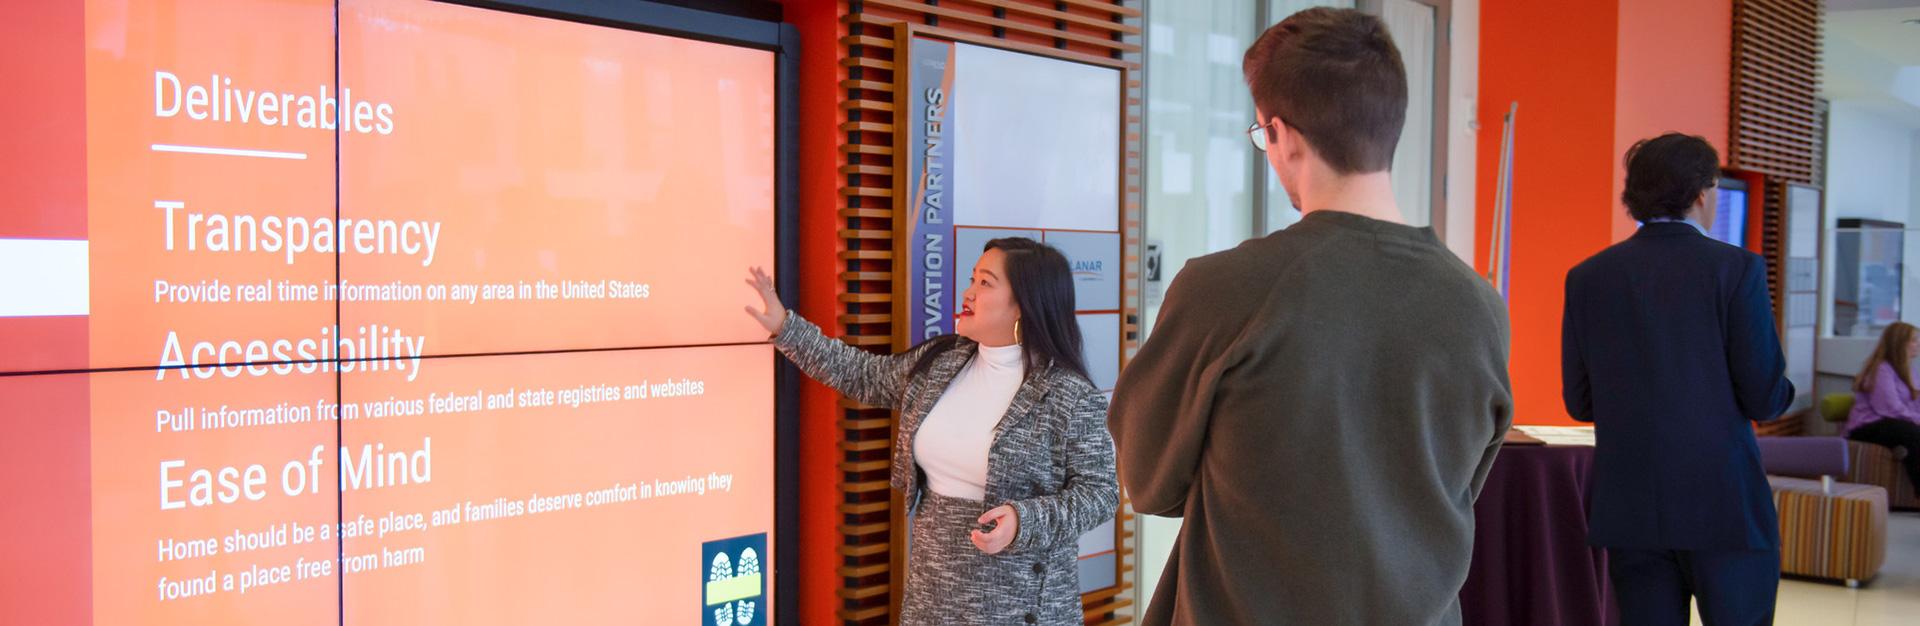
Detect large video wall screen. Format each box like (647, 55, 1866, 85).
(0, 1, 781, 624)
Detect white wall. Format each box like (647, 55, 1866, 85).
(1827, 101, 1917, 228)
(1814, 102, 1920, 433)
(1824, 101, 1920, 332)
(1444, 0, 1479, 263)
(1913, 128, 1920, 229)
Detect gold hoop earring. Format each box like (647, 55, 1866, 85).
(1014, 319, 1022, 345)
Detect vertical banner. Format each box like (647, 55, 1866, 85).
(901, 35, 1124, 594)
(904, 38, 957, 342)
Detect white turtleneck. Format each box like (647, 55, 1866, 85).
(914, 342, 1026, 502)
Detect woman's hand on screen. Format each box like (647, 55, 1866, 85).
(970, 505, 1018, 554)
(744, 266, 787, 335)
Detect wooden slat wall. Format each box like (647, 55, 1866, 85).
(828, 1, 1143, 624)
(1114, 33, 1144, 626)
(1729, 0, 1823, 311)
(832, 19, 901, 624)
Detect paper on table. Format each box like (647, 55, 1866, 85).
(1512, 425, 1596, 446)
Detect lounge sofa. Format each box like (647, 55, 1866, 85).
(1755, 436, 1888, 586)
(1817, 393, 1918, 510)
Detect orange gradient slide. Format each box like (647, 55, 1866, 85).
(339, 0, 776, 357)
(1, 0, 780, 623)
(336, 346, 772, 624)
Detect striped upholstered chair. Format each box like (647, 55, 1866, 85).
(1818, 393, 1918, 510)
(1845, 441, 1918, 510)
(1757, 436, 1888, 587)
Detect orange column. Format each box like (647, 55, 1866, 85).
(1478, 0, 1623, 425)
(1478, 0, 1733, 425)
(1612, 0, 1732, 242)
(773, 1, 853, 625)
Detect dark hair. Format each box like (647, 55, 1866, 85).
(910, 237, 1089, 382)
(1241, 7, 1406, 174)
(1621, 133, 1720, 222)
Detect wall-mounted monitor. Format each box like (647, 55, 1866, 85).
(0, 1, 797, 623)
(1710, 176, 1749, 248)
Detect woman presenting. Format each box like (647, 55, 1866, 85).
(745, 237, 1117, 626)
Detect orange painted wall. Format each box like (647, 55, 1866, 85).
(1479, 0, 1734, 425)
(772, 2, 848, 625)
(1612, 0, 1732, 242)
(1477, 0, 1621, 425)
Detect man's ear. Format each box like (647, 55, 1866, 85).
(1275, 119, 1310, 163)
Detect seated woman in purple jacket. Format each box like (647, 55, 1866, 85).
(1848, 321, 1920, 497)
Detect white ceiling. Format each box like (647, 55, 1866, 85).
(1824, 4, 1920, 127)
(1826, 0, 1920, 11)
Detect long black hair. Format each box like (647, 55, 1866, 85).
(989, 238, 1089, 380)
(906, 237, 1090, 378)
(910, 237, 1089, 381)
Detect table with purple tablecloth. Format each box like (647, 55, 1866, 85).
(1459, 444, 1617, 626)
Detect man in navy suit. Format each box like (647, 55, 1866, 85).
(1562, 133, 1795, 626)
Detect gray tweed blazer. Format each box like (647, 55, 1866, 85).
(773, 313, 1119, 623)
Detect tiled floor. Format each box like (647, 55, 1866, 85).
(1690, 511, 1920, 625)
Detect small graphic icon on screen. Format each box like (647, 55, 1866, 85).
(703, 533, 768, 626)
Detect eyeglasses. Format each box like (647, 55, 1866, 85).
(1247, 120, 1275, 152)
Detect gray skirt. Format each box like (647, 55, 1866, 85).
(901, 491, 1082, 626)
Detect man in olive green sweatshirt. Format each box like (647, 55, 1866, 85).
(1109, 8, 1513, 626)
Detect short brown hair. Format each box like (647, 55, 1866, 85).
(1242, 8, 1407, 174)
